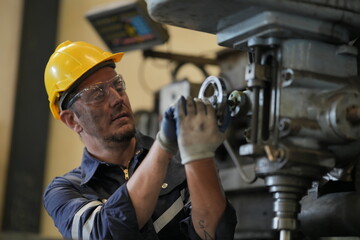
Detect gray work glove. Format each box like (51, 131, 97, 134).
(175, 96, 225, 164)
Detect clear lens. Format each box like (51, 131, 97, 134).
(67, 74, 125, 108)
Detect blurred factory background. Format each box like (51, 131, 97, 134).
(1, 0, 360, 239)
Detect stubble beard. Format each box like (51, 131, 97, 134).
(104, 124, 136, 143)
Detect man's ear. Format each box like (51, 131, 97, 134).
(60, 110, 83, 133)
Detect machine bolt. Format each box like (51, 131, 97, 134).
(346, 105, 360, 124)
(282, 72, 292, 81)
(264, 145, 285, 161)
(279, 118, 291, 132)
(243, 128, 251, 142)
(280, 69, 294, 88)
(227, 90, 248, 116)
(281, 69, 294, 82)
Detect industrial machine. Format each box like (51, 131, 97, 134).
(145, 1, 360, 239)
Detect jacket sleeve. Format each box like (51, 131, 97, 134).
(43, 175, 144, 240)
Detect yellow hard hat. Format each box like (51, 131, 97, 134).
(44, 40, 124, 119)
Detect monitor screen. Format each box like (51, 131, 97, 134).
(86, 0, 169, 52)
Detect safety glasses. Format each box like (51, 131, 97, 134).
(66, 74, 126, 108)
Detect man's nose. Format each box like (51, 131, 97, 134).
(108, 87, 124, 105)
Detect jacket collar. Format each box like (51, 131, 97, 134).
(80, 131, 153, 185)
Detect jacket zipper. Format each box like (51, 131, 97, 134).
(122, 150, 140, 180)
(123, 168, 129, 180)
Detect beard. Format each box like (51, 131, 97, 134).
(104, 124, 136, 143)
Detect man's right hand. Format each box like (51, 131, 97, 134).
(156, 106, 178, 155)
(175, 96, 225, 165)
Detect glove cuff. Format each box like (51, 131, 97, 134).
(156, 131, 178, 155)
(179, 144, 215, 164)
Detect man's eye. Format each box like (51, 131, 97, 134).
(114, 81, 125, 93)
(88, 87, 105, 101)
(115, 86, 124, 93)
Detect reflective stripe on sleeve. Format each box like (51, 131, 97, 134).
(82, 205, 102, 240)
(153, 196, 184, 233)
(71, 201, 102, 239)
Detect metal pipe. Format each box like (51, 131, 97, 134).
(251, 87, 260, 143)
(280, 230, 291, 240)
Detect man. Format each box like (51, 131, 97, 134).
(43, 40, 237, 240)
